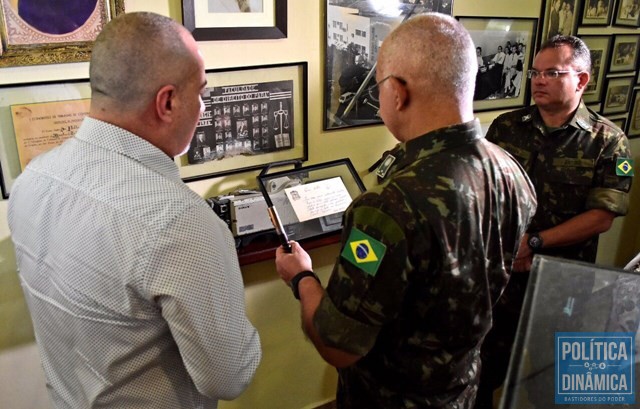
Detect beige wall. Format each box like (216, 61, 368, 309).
(0, 1, 639, 408)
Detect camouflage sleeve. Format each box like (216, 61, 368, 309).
(587, 132, 633, 215)
(313, 185, 420, 356)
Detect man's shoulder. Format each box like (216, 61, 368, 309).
(490, 107, 535, 128)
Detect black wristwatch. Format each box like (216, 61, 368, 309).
(290, 270, 321, 300)
(527, 232, 544, 251)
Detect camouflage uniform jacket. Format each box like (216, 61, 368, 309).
(485, 102, 633, 262)
(313, 119, 537, 408)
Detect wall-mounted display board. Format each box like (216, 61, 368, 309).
(177, 62, 308, 183)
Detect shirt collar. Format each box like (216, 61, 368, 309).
(75, 117, 182, 182)
(526, 100, 592, 132)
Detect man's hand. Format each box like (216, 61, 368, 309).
(275, 241, 313, 284)
(513, 233, 533, 272)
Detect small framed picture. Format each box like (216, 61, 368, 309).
(457, 16, 537, 112)
(539, 0, 580, 45)
(580, 0, 615, 26)
(602, 75, 635, 115)
(580, 35, 612, 104)
(609, 34, 640, 73)
(626, 88, 640, 137)
(607, 114, 628, 132)
(613, 0, 640, 27)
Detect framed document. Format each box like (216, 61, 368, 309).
(176, 62, 308, 182)
(580, 35, 612, 104)
(0, 79, 91, 199)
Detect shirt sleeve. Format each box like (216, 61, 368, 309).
(144, 203, 261, 400)
(587, 130, 633, 215)
(314, 185, 424, 356)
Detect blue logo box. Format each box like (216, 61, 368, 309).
(555, 332, 635, 405)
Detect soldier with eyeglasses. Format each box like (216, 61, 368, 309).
(475, 35, 634, 409)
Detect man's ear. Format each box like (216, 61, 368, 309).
(156, 84, 176, 122)
(392, 77, 409, 111)
(576, 71, 590, 93)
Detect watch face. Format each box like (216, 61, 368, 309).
(529, 235, 542, 249)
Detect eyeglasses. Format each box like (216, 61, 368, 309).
(368, 74, 407, 93)
(526, 69, 584, 79)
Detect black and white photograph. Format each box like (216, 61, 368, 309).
(540, 0, 579, 42)
(177, 62, 307, 182)
(602, 75, 635, 115)
(609, 34, 640, 73)
(613, 0, 640, 27)
(459, 17, 537, 112)
(323, 0, 453, 130)
(580, 35, 612, 104)
(208, 0, 263, 13)
(580, 0, 614, 25)
(626, 89, 640, 137)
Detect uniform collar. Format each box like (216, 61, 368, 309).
(524, 100, 592, 133)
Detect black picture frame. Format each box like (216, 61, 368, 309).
(323, 0, 453, 131)
(182, 0, 287, 41)
(608, 34, 640, 73)
(538, 0, 580, 47)
(625, 88, 640, 137)
(601, 75, 635, 115)
(580, 0, 615, 26)
(0, 78, 91, 199)
(177, 62, 308, 182)
(458, 16, 537, 112)
(580, 35, 613, 104)
(613, 0, 640, 27)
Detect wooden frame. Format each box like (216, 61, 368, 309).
(613, 0, 640, 27)
(323, 0, 453, 131)
(177, 62, 308, 182)
(601, 75, 635, 115)
(609, 34, 640, 73)
(626, 88, 640, 137)
(580, 35, 612, 104)
(0, 79, 91, 199)
(458, 16, 537, 112)
(539, 0, 580, 46)
(580, 0, 615, 26)
(0, 0, 124, 67)
(182, 0, 287, 41)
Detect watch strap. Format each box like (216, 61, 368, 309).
(290, 270, 320, 300)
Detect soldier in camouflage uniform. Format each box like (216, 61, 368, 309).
(275, 14, 537, 408)
(476, 35, 634, 409)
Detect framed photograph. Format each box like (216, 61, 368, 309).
(609, 34, 640, 73)
(459, 17, 537, 112)
(607, 114, 628, 132)
(323, 0, 453, 131)
(601, 75, 635, 115)
(539, 0, 580, 45)
(0, 79, 91, 199)
(625, 88, 640, 137)
(0, 0, 124, 67)
(580, 0, 614, 25)
(177, 62, 308, 182)
(613, 0, 640, 27)
(182, 0, 287, 41)
(580, 35, 612, 104)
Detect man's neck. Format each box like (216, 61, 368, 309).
(538, 103, 578, 128)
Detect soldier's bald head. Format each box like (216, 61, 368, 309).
(378, 13, 477, 106)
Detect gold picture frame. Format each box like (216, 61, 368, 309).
(0, 0, 124, 67)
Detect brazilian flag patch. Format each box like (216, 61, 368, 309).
(616, 158, 634, 176)
(341, 228, 386, 276)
